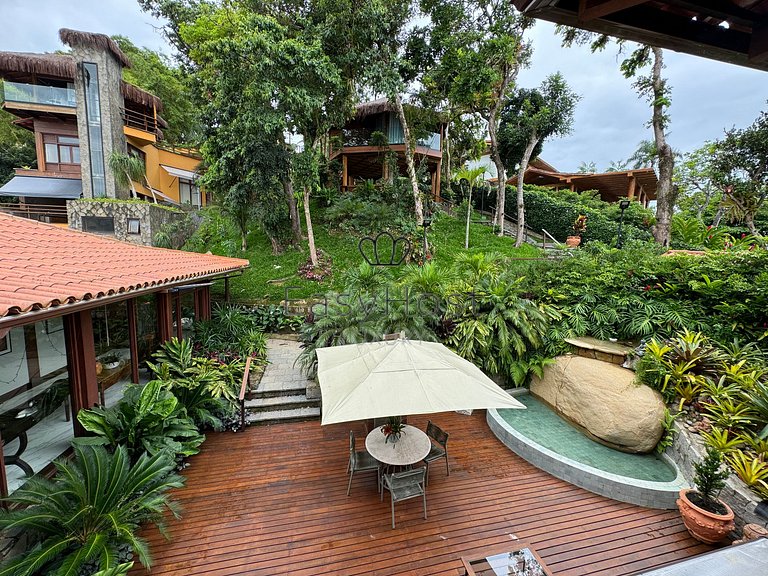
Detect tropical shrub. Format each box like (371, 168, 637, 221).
(247, 304, 303, 332)
(194, 304, 268, 361)
(76, 380, 205, 462)
(148, 337, 245, 429)
(504, 185, 653, 244)
(0, 445, 183, 576)
(324, 179, 417, 236)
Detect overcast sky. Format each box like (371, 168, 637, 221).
(3, 0, 766, 172)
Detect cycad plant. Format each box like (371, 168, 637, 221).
(0, 445, 183, 576)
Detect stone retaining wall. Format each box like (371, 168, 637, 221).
(665, 421, 763, 532)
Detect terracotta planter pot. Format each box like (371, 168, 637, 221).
(565, 235, 582, 248)
(676, 489, 734, 543)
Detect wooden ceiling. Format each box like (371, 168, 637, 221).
(513, 0, 768, 71)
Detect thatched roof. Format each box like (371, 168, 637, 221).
(59, 29, 131, 68)
(0, 52, 75, 79)
(0, 51, 163, 112)
(355, 98, 396, 118)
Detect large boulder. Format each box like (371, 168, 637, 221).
(530, 355, 665, 453)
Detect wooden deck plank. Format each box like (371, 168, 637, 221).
(134, 411, 715, 576)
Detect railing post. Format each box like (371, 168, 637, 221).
(239, 356, 252, 430)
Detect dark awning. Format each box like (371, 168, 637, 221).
(0, 176, 82, 199)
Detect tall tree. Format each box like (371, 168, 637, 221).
(712, 108, 768, 236)
(113, 36, 200, 144)
(559, 31, 675, 245)
(0, 109, 36, 188)
(454, 166, 486, 249)
(418, 0, 533, 235)
(498, 73, 579, 247)
(675, 142, 721, 221)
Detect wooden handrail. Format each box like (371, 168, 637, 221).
(239, 356, 252, 430)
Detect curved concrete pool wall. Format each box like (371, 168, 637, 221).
(487, 393, 688, 509)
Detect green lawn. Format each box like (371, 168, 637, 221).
(217, 207, 541, 303)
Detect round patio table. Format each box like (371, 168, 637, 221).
(365, 424, 432, 467)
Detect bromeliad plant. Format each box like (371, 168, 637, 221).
(0, 445, 183, 576)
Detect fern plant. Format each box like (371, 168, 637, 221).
(0, 445, 183, 576)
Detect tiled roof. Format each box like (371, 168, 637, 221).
(0, 214, 249, 319)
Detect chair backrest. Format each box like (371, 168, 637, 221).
(349, 431, 358, 466)
(389, 467, 425, 490)
(426, 420, 449, 448)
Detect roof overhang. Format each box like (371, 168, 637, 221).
(161, 165, 199, 181)
(0, 176, 82, 199)
(513, 0, 768, 72)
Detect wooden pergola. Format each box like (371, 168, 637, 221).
(513, 0, 768, 72)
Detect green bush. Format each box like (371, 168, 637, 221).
(0, 445, 183, 576)
(76, 380, 205, 462)
(506, 185, 653, 244)
(194, 304, 269, 361)
(324, 179, 417, 236)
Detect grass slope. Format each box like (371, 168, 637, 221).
(210, 207, 541, 303)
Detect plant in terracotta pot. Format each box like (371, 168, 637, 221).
(677, 446, 735, 543)
(566, 214, 587, 247)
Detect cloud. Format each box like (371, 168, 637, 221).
(518, 22, 766, 172)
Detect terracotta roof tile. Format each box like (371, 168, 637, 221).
(0, 214, 249, 319)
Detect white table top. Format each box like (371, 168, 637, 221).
(365, 424, 432, 466)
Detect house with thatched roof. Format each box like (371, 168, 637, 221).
(330, 98, 444, 198)
(0, 29, 206, 241)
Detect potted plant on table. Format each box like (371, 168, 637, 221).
(677, 447, 735, 543)
(566, 214, 587, 247)
(381, 416, 406, 444)
(101, 352, 122, 370)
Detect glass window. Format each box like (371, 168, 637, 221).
(0, 321, 72, 495)
(82, 216, 115, 234)
(92, 303, 132, 408)
(59, 136, 79, 145)
(82, 62, 106, 197)
(44, 143, 59, 163)
(179, 179, 201, 208)
(59, 147, 71, 164)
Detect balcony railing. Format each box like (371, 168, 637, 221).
(341, 129, 441, 151)
(0, 202, 69, 224)
(1, 81, 76, 108)
(122, 108, 159, 136)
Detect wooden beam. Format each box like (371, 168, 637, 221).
(435, 160, 442, 202)
(749, 19, 768, 63)
(64, 310, 98, 435)
(627, 175, 637, 201)
(127, 299, 139, 385)
(156, 292, 174, 343)
(342, 155, 348, 190)
(23, 324, 41, 386)
(579, 0, 649, 22)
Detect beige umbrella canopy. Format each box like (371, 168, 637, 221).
(317, 337, 525, 425)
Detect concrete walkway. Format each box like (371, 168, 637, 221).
(257, 338, 313, 394)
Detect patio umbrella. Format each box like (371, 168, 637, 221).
(317, 337, 525, 425)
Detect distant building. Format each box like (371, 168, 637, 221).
(468, 147, 657, 207)
(330, 98, 444, 198)
(0, 29, 205, 243)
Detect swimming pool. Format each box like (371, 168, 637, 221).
(487, 391, 687, 509)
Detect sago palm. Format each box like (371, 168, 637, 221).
(0, 445, 183, 576)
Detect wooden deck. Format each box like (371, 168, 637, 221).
(136, 411, 713, 576)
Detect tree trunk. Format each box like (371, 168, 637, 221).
(465, 186, 472, 249)
(745, 213, 758, 236)
(304, 185, 318, 266)
(241, 230, 248, 252)
(650, 47, 674, 247)
(443, 121, 451, 197)
(487, 108, 506, 236)
(282, 176, 302, 248)
(393, 93, 424, 226)
(712, 205, 725, 227)
(515, 136, 539, 247)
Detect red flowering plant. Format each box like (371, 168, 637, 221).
(381, 416, 405, 442)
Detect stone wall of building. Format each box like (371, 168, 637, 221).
(67, 199, 183, 246)
(665, 421, 763, 533)
(70, 45, 127, 199)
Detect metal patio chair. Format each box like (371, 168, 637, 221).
(423, 420, 449, 485)
(347, 431, 380, 496)
(382, 467, 427, 529)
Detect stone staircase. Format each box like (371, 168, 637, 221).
(244, 337, 321, 425)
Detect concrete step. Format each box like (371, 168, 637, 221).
(245, 394, 320, 412)
(250, 385, 308, 399)
(246, 405, 321, 425)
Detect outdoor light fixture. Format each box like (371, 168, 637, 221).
(617, 200, 631, 248)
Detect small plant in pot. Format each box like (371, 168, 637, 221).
(677, 446, 735, 543)
(566, 214, 587, 247)
(100, 352, 122, 370)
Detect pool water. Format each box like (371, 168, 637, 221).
(498, 394, 677, 482)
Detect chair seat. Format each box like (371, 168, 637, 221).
(355, 450, 380, 471)
(424, 445, 446, 462)
(388, 481, 424, 501)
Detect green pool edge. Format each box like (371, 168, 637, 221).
(487, 391, 688, 510)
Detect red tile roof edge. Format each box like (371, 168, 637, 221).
(0, 214, 249, 320)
